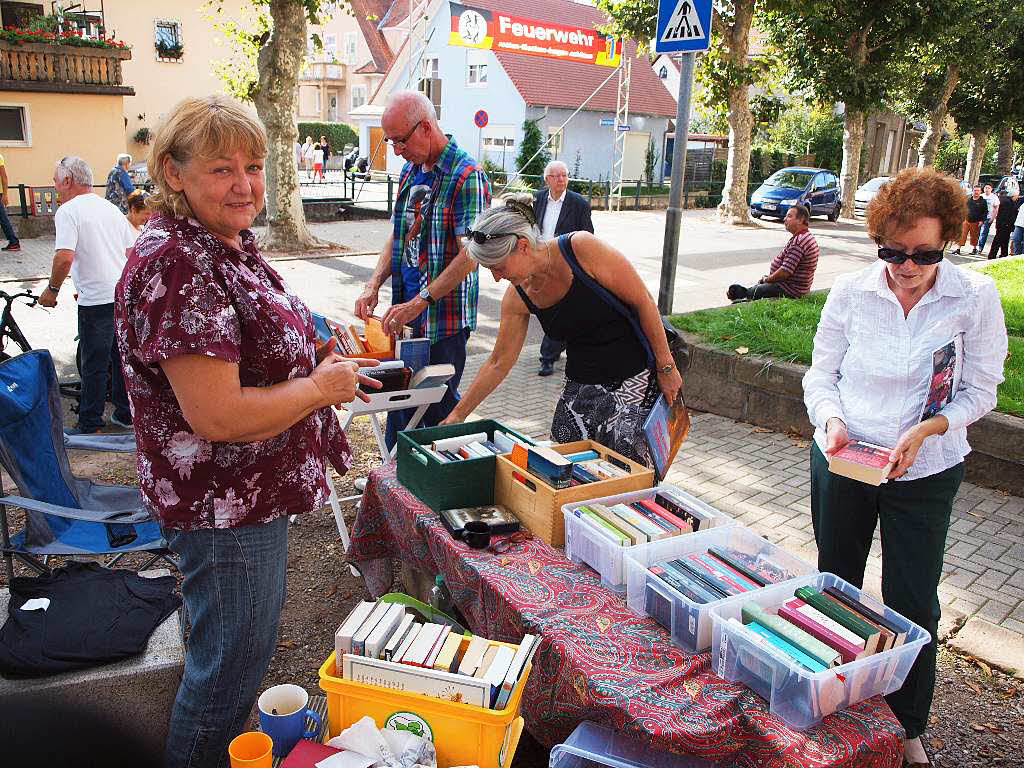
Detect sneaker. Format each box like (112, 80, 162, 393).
(111, 412, 133, 428)
(950, 248, 961, 255)
(726, 284, 747, 301)
(970, 248, 978, 255)
(2, 242, 20, 251)
(538, 361, 555, 377)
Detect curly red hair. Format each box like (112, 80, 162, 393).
(865, 167, 966, 245)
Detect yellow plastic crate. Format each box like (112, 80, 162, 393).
(318, 640, 530, 768)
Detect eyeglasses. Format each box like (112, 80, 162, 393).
(465, 228, 520, 245)
(877, 246, 945, 266)
(384, 120, 423, 147)
(488, 530, 533, 554)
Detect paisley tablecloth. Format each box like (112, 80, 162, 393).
(348, 464, 903, 768)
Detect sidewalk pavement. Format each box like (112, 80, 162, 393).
(461, 343, 1024, 646)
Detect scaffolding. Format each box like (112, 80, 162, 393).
(608, 59, 632, 211)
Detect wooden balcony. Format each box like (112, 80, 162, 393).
(0, 41, 133, 95)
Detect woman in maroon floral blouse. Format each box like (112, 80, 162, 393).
(114, 96, 378, 768)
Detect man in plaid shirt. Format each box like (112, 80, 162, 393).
(355, 91, 490, 447)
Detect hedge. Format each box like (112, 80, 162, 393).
(297, 122, 358, 155)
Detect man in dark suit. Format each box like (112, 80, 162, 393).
(533, 159, 594, 376)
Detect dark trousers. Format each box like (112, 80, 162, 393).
(539, 334, 566, 365)
(0, 203, 19, 245)
(728, 282, 787, 301)
(990, 225, 1012, 259)
(810, 444, 963, 739)
(78, 302, 130, 431)
(385, 328, 470, 450)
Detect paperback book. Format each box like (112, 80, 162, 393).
(643, 393, 692, 480)
(828, 440, 894, 486)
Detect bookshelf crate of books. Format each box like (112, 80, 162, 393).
(709, 572, 930, 730)
(396, 420, 533, 512)
(562, 484, 736, 595)
(318, 642, 530, 768)
(495, 440, 655, 547)
(624, 526, 817, 652)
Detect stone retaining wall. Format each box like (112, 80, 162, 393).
(680, 331, 1024, 496)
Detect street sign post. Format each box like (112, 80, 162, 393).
(655, 0, 711, 314)
(474, 110, 488, 163)
(617, 124, 631, 132)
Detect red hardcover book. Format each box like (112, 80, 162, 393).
(828, 440, 894, 486)
(280, 740, 340, 768)
(635, 499, 692, 532)
(684, 553, 751, 594)
(778, 598, 868, 664)
(692, 553, 759, 591)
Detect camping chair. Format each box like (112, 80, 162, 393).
(0, 349, 173, 583)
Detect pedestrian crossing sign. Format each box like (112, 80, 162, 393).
(655, 0, 711, 52)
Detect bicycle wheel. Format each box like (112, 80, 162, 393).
(0, 321, 31, 362)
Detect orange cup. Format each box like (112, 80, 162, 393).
(228, 731, 273, 768)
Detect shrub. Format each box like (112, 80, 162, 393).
(297, 122, 358, 155)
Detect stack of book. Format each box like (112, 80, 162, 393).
(729, 586, 907, 673)
(421, 429, 529, 463)
(568, 489, 710, 547)
(513, 447, 633, 490)
(334, 600, 538, 710)
(333, 315, 409, 356)
(648, 545, 798, 605)
(359, 360, 456, 394)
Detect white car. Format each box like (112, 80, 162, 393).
(854, 176, 889, 214)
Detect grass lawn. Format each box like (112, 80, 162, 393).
(670, 260, 1024, 417)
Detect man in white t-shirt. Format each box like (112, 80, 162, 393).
(39, 157, 134, 434)
(978, 183, 999, 254)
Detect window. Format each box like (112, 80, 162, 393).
(314, 88, 322, 115)
(811, 172, 826, 191)
(0, 105, 29, 146)
(324, 34, 337, 58)
(658, 65, 668, 79)
(547, 128, 562, 158)
(421, 57, 439, 79)
(467, 49, 487, 86)
(0, 3, 44, 29)
(154, 19, 182, 61)
(825, 173, 838, 189)
(482, 125, 515, 153)
(345, 33, 358, 65)
(351, 85, 368, 111)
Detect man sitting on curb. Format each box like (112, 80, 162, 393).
(727, 205, 819, 302)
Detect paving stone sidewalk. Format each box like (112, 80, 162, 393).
(462, 345, 1024, 641)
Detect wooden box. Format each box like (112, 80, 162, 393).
(494, 440, 654, 548)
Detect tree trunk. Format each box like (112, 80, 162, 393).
(997, 125, 1014, 175)
(964, 129, 987, 186)
(252, 0, 325, 252)
(716, 0, 754, 225)
(917, 63, 959, 168)
(839, 108, 865, 218)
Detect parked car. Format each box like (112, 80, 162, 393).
(749, 167, 841, 221)
(128, 161, 152, 190)
(978, 173, 1003, 190)
(854, 176, 890, 214)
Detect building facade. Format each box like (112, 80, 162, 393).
(353, 0, 676, 183)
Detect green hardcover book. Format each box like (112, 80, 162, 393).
(580, 508, 630, 545)
(741, 602, 841, 669)
(794, 586, 882, 654)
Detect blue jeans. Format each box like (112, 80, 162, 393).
(164, 516, 289, 768)
(0, 201, 19, 245)
(385, 327, 470, 450)
(978, 218, 993, 251)
(78, 302, 130, 430)
(1013, 226, 1024, 257)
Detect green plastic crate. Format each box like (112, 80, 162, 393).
(396, 420, 533, 512)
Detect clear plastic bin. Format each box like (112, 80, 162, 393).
(709, 572, 929, 730)
(624, 526, 817, 652)
(550, 721, 718, 768)
(561, 485, 734, 594)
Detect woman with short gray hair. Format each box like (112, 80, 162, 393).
(441, 198, 682, 464)
(104, 152, 134, 213)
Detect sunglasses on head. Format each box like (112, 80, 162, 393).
(465, 229, 520, 245)
(877, 246, 945, 266)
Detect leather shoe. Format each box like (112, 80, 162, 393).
(538, 361, 554, 377)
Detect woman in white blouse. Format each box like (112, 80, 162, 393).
(803, 167, 1007, 768)
(124, 190, 151, 244)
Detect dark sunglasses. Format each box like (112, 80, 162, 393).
(877, 246, 945, 266)
(465, 228, 520, 245)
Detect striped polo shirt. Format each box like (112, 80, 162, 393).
(770, 229, 819, 298)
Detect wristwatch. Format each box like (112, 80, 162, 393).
(658, 362, 675, 374)
(47, 283, 60, 293)
(418, 287, 435, 306)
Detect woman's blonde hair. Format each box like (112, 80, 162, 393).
(148, 95, 267, 219)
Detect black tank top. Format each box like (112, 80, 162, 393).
(515, 234, 647, 384)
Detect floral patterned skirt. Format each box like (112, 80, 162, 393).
(550, 369, 659, 466)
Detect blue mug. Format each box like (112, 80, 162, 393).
(257, 684, 322, 758)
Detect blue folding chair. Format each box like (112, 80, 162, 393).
(0, 349, 172, 582)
